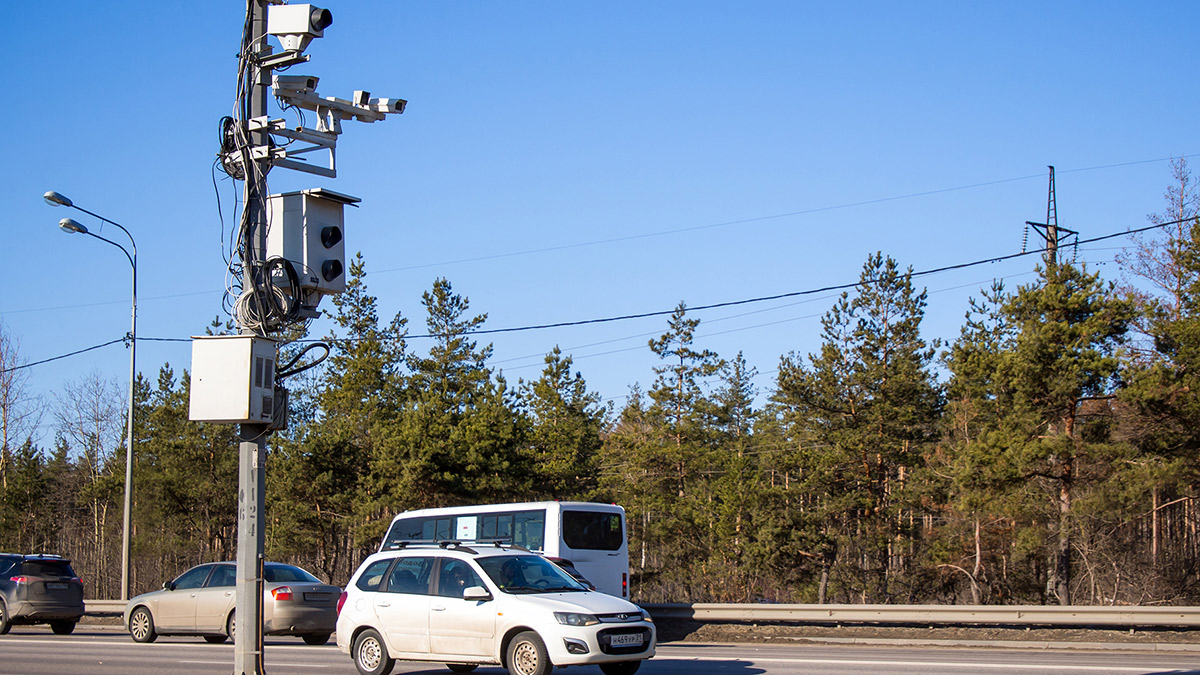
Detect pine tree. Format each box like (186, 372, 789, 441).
(1114, 159, 1200, 595)
(369, 278, 526, 522)
(773, 253, 942, 603)
(942, 259, 1134, 604)
(519, 346, 606, 500)
(707, 352, 761, 600)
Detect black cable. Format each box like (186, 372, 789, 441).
(0, 338, 126, 374)
(276, 343, 330, 379)
(368, 155, 1200, 277)
(313, 216, 1195, 343)
(16, 217, 1193, 370)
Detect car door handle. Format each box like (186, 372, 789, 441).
(224, 591, 232, 597)
(376, 601, 391, 608)
(431, 606, 446, 612)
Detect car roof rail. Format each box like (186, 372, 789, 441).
(380, 538, 533, 554)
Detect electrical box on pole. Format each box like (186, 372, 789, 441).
(188, 335, 284, 428)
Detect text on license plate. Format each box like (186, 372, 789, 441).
(304, 592, 331, 601)
(610, 633, 643, 647)
(46, 583, 68, 590)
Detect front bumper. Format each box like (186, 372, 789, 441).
(541, 621, 656, 666)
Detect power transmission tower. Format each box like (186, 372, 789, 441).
(1024, 165, 1078, 269)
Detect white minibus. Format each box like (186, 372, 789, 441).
(379, 501, 631, 598)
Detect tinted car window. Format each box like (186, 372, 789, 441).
(263, 564, 320, 583)
(384, 557, 433, 595)
(563, 511, 623, 551)
(0, 557, 18, 577)
(19, 560, 78, 578)
(436, 558, 484, 598)
(174, 565, 213, 590)
(356, 559, 392, 592)
(207, 565, 237, 587)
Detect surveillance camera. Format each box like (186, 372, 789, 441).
(267, 4, 334, 53)
(274, 75, 320, 94)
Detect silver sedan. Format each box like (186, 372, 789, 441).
(123, 562, 340, 645)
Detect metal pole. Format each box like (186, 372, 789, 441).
(234, 2, 271, 672)
(121, 250, 136, 601)
(48, 197, 139, 603)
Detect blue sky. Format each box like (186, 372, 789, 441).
(3, 1, 1198, 444)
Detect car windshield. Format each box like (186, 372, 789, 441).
(264, 564, 320, 583)
(477, 554, 587, 594)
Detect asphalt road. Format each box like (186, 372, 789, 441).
(0, 625, 1198, 675)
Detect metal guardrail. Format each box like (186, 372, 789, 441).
(84, 600, 126, 615)
(86, 599, 1200, 627)
(642, 603, 1200, 627)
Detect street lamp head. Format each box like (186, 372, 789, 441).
(59, 217, 88, 234)
(43, 191, 74, 208)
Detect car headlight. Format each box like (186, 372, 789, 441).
(554, 611, 600, 626)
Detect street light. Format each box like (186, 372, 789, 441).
(45, 191, 138, 603)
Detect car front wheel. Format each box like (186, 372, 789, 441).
(129, 607, 157, 643)
(506, 631, 551, 675)
(0, 600, 11, 635)
(353, 628, 394, 675)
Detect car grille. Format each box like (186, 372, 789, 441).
(596, 611, 643, 623)
(597, 627, 652, 655)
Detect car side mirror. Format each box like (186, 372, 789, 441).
(163, 580, 175, 591)
(463, 585, 492, 602)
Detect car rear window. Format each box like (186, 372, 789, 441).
(562, 511, 623, 551)
(264, 564, 320, 583)
(356, 559, 393, 592)
(20, 560, 77, 577)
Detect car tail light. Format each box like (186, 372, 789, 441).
(337, 591, 347, 615)
(622, 573, 628, 597)
(11, 576, 39, 584)
(271, 586, 293, 602)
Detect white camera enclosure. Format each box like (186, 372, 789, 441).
(189, 335, 279, 424)
(267, 3, 333, 53)
(266, 188, 358, 295)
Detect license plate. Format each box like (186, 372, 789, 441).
(304, 592, 331, 602)
(610, 633, 643, 647)
(46, 582, 68, 590)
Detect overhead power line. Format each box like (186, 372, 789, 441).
(386, 217, 1191, 339)
(0, 337, 126, 374)
(367, 154, 1198, 276)
(7, 216, 1192, 372)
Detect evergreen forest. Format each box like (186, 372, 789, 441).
(3, 162, 1200, 606)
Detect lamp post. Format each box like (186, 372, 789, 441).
(44, 191, 137, 603)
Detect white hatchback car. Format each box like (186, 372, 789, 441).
(336, 543, 655, 675)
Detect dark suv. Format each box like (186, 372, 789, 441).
(0, 554, 85, 635)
